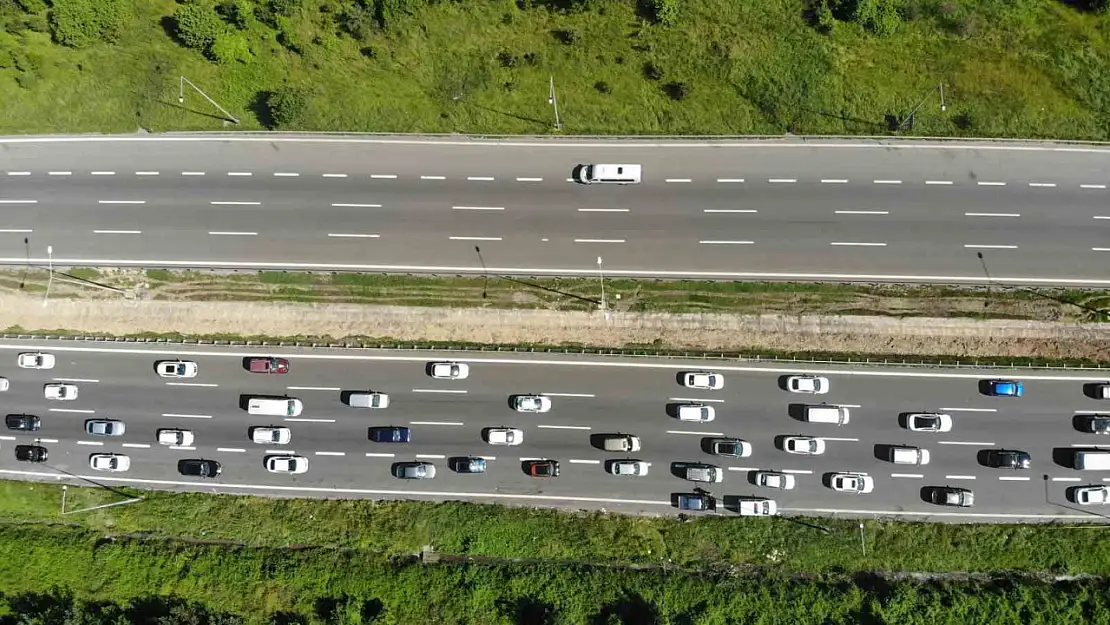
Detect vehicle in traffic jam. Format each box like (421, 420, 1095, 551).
(512, 394, 552, 413)
(829, 472, 876, 494)
(158, 428, 195, 446)
(156, 360, 198, 378)
(428, 362, 469, 380)
(685, 464, 723, 483)
(783, 435, 825, 455)
(1078, 414, 1110, 435)
(931, 486, 974, 507)
(736, 498, 779, 517)
(904, 412, 953, 433)
(17, 352, 55, 369)
(786, 375, 829, 394)
(1090, 383, 1110, 399)
(0, 377, 9, 392)
(251, 426, 292, 445)
(90, 453, 130, 472)
(248, 357, 290, 374)
(1071, 485, 1110, 505)
(484, 427, 523, 446)
(682, 371, 724, 390)
(984, 379, 1024, 397)
(675, 403, 715, 422)
(676, 492, 715, 511)
(14, 445, 48, 463)
(5, 413, 40, 431)
(348, 391, 390, 409)
(708, 437, 752, 457)
(368, 426, 412, 443)
(526, 459, 560, 478)
(393, 461, 436, 479)
(43, 383, 78, 401)
(985, 449, 1032, 469)
(85, 419, 125, 436)
(608, 459, 649, 477)
(178, 458, 222, 478)
(754, 471, 795, 490)
(451, 456, 487, 474)
(265, 454, 308, 474)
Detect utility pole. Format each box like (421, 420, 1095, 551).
(41, 245, 53, 307)
(548, 76, 562, 131)
(179, 76, 240, 125)
(597, 256, 606, 312)
(899, 83, 946, 131)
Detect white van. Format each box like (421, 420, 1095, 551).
(889, 446, 930, 465)
(247, 396, 303, 417)
(577, 163, 641, 185)
(348, 392, 389, 409)
(803, 404, 850, 425)
(602, 434, 641, 452)
(1075, 450, 1110, 470)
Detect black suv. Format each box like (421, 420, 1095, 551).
(5, 414, 40, 431)
(14, 445, 47, 463)
(1079, 415, 1110, 435)
(986, 449, 1032, 469)
(178, 459, 222, 478)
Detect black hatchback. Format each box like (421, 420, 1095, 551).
(5, 414, 40, 431)
(178, 459, 222, 478)
(14, 445, 47, 463)
(986, 449, 1032, 469)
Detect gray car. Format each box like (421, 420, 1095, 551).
(393, 461, 436, 479)
(85, 419, 125, 436)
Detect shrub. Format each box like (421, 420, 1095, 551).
(270, 0, 302, 16)
(265, 86, 310, 129)
(853, 0, 902, 36)
(650, 0, 678, 26)
(338, 3, 375, 39)
(663, 81, 689, 100)
(16, 0, 48, 13)
(49, 0, 130, 48)
(209, 32, 251, 64)
(643, 61, 663, 80)
(216, 0, 253, 30)
(497, 50, 516, 67)
(173, 3, 224, 51)
(554, 28, 579, 45)
(594, 80, 610, 94)
(523, 51, 542, 66)
(374, 0, 426, 29)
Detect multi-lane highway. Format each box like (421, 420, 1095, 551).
(3, 340, 1110, 521)
(1, 135, 1110, 284)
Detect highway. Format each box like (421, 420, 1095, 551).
(2, 340, 1110, 521)
(1, 135, 1110, 284)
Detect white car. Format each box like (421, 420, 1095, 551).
(251, 426, 292, 445)
(0, 378, 9, 392)
(905, 413, 953, 433)
(737, 498, 778, 516)
(86, 419, 125, 436)
(265, 454, 308, 474)
(683, 372, 724, 390)
(157, 428, 195, 446)
(783, 436, 825, 455)
(786, 375, 829, 394)
(484, 427, 523, 446)
(17, 352, 54, 370)
(1074, 486, 1110, 505)
(156, 360, 198, 378)
(43, 383, 78, 401)
(429, 362, 469, 380)
(90, 453, 130, 472)
(513, 395, 552, 413)
(754, 471, 796, 490)
(830, 472, 875, 494)
(675, 403, 715, 422)
(608, 460, 649, 477)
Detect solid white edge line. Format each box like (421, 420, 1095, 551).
(666, 430, 725, 436)
(830, 242, 886, 247)
(963, 244, 1018, 249)
(964, 213, 1020, 218)
(569, 459, 601, 464)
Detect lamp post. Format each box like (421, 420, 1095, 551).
(42, 245, 53, 307)
(548, 76, 562, 131)
(597, 256, 606, 312)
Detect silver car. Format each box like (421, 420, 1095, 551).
(608, 459, 649, 477)
(393, 461, 436, 479)
(85, 419, 125, 436)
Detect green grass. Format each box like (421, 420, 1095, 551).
(0, 1, 1109, 138)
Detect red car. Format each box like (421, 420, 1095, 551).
(248, 357, 290, 374)
(525, 459, 560, 478)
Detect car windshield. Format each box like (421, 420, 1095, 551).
(918, 416, 938, 428)
(174, 364, 185, 374)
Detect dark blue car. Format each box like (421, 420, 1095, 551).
(986, 380, 1024, 397)
(369, 426, 411, 443)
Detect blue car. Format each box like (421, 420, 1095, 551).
(986, 380, 1024, 397)
(368, 426, 411, 443)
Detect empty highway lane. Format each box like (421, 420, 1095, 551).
(2, 135, 1110, 284)
(2, 340, 1110, 521)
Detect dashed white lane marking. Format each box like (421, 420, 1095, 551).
(938, 441, 995, 446)
(768, 178, 796, 183)
(409, 421, 465, 426)
(1052, 477, 1081, 482)
(421, 175, 446, 180)
(840, 404, 862, 408)
(665, 178, 692, 183)
(1092, 248, 1110, 252)
(1093, 216, 1110, 220)
(964, 244, 1018, 249)
(467, 176, 494, 181)
(162, 413, 212, 419)
(519, 457, 543, 461)
(537, 425, 591, 430)
(273, 172, 299, 177)
(209, 201, 261, 206)
(98, 200, 145, 205)
(578, 208, 629, 213)
(830, 241, 886, 247)
(122, 443, 148, 449)
(39, 438, 58, 443)
(169, 445, 195, 451)
(208, 231, 258, 236)
(0, 229, 31, 233)
(541, 393, 595, 398)
(217, 447, 246, 453)
(166, 382, 218, 387)
(48, 171, 72, 176)
(285, 418, 336, 423)
(453, 206, 504, 211)
(328, 233, 381, 239)
(891, 473, 923, 479)
(52, 377, 98, 383)
(925, 180, 953, 185)
(516, 177, 543, 182)
(93, 230, 141, 235)
(781, 469, 813, 474)
(49, 408, 93, 414)
(569, 459, 601, 464)
(365, 452, 396, 457)
(821, 179, 848, 184)
(90, 171, 115, 175)
(416, 453, 445, 459)
(265, 449, 294, 455)
(699, 240, 754, 245)
(873, 180, 902, 184)
(287, 386, 341, 391)
(716, 178, 745, 183)
(965, 212, 1020, 218)
(135, 171, 159, 176)
(703, 209, 757, 213)
(479, 455, 496, 461)
(666, 430, 725, 436)
(1081, 184, 1107, 189)
(322, 173, 348, 178)
(0, 436, 13, 441)
(6, 172, 30, 176)
(668, 397, 726, 403)
(0, 200, 36, 204)
(940, 407, 997, 413)
(977, 181, 1006, 186)
(574, 238, 624, 243)
(227, 172, 252, 176)
(181, 171, 205, 176)
(945, 474, 976, 480)
(727, 467, 756, 472)
(1029, 182, 1056, 188)
(999, 476, 1030, 481)
(448, 236, 502, 241)
(818, 437, 860, 442)
(77, 441, 104, 446)
(411, 389, 467, 394)
(331, 203, 382, 208)
(315, 451, 345, 456)
(835, 210, 888, 215)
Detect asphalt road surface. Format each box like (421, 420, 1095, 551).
(3, 340, 1110, 522)
(2, 135, 1110, 284)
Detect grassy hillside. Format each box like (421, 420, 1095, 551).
(0, 0, 1108, 138)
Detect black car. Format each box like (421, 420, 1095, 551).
(986, 449, 1032, 469)
(368, 426, 411, 443)
(5, 413, 40, 431)
(1080, 415, 1110, 435)
(177, 458, 222, 478)
(14, 445, 47, 463)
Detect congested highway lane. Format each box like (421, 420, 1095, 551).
(1, 341, 1109, 520)
(2, 136, 1110, 283)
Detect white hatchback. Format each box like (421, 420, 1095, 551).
(754, 471, 796, 490)
(786, 375, 829, 394)
(608, 460, 649, 477)
(905, 413, 953, 433)
(429, 362, 469, 380)
(1074, 486, 1110, 505)
(513, 395, 552, 413)
(156, 360, 199, 378)
(17, 352, 55, 370)
(90, 453, 130, 472)
(676, 403, 715, 422)
(265, 454, 308, 474)
(830, 472, 875, 494)
(484, 427, 523, 446)
(683, 372, 724, 390)
(43, 383, 78, 401)
(157, 428, 195, 446)
(783, 436, 825, 455)
(251, 426, 292, 445)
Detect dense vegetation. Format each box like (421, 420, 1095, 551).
(0, 0, 1108, 137)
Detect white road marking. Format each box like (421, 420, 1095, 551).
(97, 200, 145, 205)
(365, 452, 396, 457)
(181, 171, 205, 176)
(768, 178, 796, 183)
(1081, 184, 1107, 189)
(135, 171, 159, 176)
(1092, 248, 1110, 252)
(938, 441, 995, 446)
(873, 180, 902, 184)
(516, 177, 543, 182)
(285, 418, 336, 423)
(453, 206, 504, 211)
(416, 454, 445, 459)
(77, 441, 103, 446)
(162, 413, 212, 419)
(821, 179, 848, 184)
(835, 210, 888, 215)
(727, 466, 757, 472)
(409, 421, 465, 426)
(818, 437, 860, 442)
(322, 173, 348, 178)
(964, 244, 1018, 249)
(939, 407, 996, 413)
(169, 445, 194, 451)
(166, 382, 218, 387)
(315, 451, 345, 456)
(49, 408, 94, 414)
(411, 389, 467, 394)
(448, 236, 502, 241)
(945, 475, 976, 480)
(925, 180, 953, 185)
(541, 392, 595, 398)
(569, 459, 601, 464)
(38, 439, 58, 443)
(93, 230, 141, 235)
(665, 178, 692, 183)
(217, 447, 246, 453)
(90, 171, 115, 175)
(781, 469, 813, 474)
(998, 476, 1030, 481)
(519, 457, 543, 461)
(48, 171, 71, 176)
(328, 233, 381, 239)
(266, 449, 294, 454)
(0, 200, 36, 204)
(666, 430, 724, 436)
(1052, 477, 1081, 482)
(964, 212, 1020, 218)
(0, 436, 13, 441)
(227, 172, 252, 176)
(699, 240, 754, 245)
(830, 241, 886, 247)
(287, 386, 341, 391)
(209, 201, 261, 206)
(467, 176, 494, 181)
(668, 397, 725, 403)
(1029, 182, 1056, 188)
(208, 231, 258, 236)
(273, 172, 299, 177)
(421, 175, 446, 180)
(537, 425, 591, 430)
(1093, 216, 1110, 220)
(0, 229, 31, 233)
(331, 203, 382, 208)
(52, 377, 98, 383)
(703, 209, 757, 213)
(977, 181, 1006, 186)
(890, 473, 923, 478)
(716, 178, 745, 183)
(479, 456, 496, 460)
(573, 238, 625, 243)
(6, 172, 30, 176)
(839, 404, 862, 408)
(578, 208, 629, 212)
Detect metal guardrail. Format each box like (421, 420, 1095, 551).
(3, 334, 1106, 371)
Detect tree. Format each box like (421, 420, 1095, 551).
(49, 0, 130, 48)
(265, 86, 310, 129)
(650, 0, 678, 26)
(173, 2, 224, 51)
